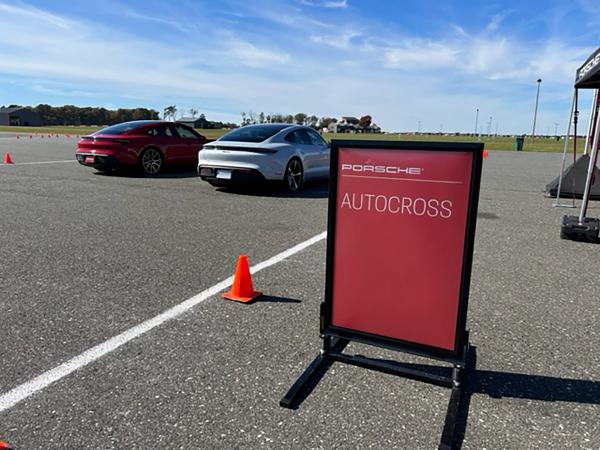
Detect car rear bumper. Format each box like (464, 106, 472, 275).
(198, 166, 267, 185)
(76, 153, 120, 170)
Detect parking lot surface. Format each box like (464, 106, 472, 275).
(1, 134, 599, 449)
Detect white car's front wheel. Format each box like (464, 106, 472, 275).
(285, 158, 303, 192)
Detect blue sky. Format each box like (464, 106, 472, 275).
(0, 0, 599, 133)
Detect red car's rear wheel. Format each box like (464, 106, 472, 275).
(140, 147, 163, 175)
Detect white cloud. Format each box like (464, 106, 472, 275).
(225, 39, 290, 67)
(0, 0, 595, 134)
(0, 2, 70, 29)
(485, 12, 511, 33)
(381, 33, 592, 85)
(120, 9, 191, 33)
(30, 84, 100, 98)
(300, 0, 348, 8)
(384, 41, 460, 69)
(310, 30, 362, 49)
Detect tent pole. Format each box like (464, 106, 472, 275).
(583, 89, 598, 156)
(553, 89, 577, 208)
(578, 97, 600, 222)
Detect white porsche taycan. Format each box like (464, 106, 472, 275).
(197, 124, 330, 191)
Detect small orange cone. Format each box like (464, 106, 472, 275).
(483, 149, 489, 159)
(4, 152, 13, 164)
(223, 255, 262, 303)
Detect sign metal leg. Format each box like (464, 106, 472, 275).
(438, 343, 470, 450)
(279, 337, 349, 409)
(281, 339, 473, 449)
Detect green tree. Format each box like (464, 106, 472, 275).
(307, 115, 319, 128)
(359, 115, 372, 129)
(163, 105, 177, 121)
(294, 113, 307, 125)
(317, 117, 336, 129)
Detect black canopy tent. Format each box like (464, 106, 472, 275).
(559, 46, 600, 242)
(545, 47, 600, 200)
(575, 47, 600, 89)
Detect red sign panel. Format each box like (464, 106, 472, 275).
(328, 145, 477, 353)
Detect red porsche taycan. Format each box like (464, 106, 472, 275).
(76, 120, 209, 175)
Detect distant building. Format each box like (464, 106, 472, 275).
(328, 117, 354, 133)
(327, 116, 382, 133)
(0, 107, 43, 126)
(369, 123, 382, 133)
(177, 116, 213, 129)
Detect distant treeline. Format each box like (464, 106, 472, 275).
(6, 104, 160, 126)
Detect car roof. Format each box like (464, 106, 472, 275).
(240, 123, 295, 131)
(216, 123, 313, 144)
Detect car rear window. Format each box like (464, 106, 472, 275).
(174, 125, 198, 139)
(95, 122, 144, 135)
(285, 130, 312, 145)
(219, 124, 290, 143)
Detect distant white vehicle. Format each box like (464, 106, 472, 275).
(198, 124, 330, 191)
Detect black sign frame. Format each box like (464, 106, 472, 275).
(321, 139, 484, 364)
(281, 140, 484, 450)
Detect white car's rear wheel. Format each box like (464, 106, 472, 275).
(285, 158, 303, 192)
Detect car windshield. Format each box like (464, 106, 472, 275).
(219, 124, 290, 143)
(95, 122, 149, 135)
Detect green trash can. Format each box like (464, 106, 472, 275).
(515, 136, 524, 151)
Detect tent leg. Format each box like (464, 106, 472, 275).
(583, 90, 598, 156)
(561, 91, 600, 243)
(553, 89, 577, 208)
(578, 98, 600, 222)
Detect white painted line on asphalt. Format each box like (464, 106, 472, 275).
(1, 160, 76, 166)
(0, 231, 327, 413)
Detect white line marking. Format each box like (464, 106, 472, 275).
(341, 174, 463, 184)
(1, 160, 76, 166)
(0, 231, 326, 413)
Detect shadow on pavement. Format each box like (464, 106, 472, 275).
(372, 348, 599, 449)
(93, 167, 199, 179)
(284, 346, 600, 449)
(255, 295, 302, 304)
(216, 179, 329, 199)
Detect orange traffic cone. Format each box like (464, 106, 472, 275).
(483, 149, 489, 159)
(3, 152, 13, 164)
(223, 255, 262, 303)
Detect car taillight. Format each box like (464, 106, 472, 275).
(207, 145, 277, 154)
(91, 137, 130, 144)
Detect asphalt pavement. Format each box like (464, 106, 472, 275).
(0, 134, 599, 449)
